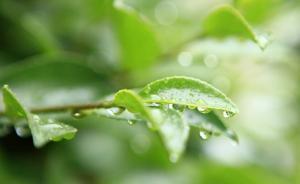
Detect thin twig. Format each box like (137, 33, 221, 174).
(0, 101, 116, 117)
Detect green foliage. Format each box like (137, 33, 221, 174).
(2, 85, 77, 147)
(203, 5, 270, 50)
(113, 2, 160, 70)
(1, 76, 237, 161)
(1, 0, 299, 183)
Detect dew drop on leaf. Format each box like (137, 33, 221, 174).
(107, 107, 124, 116)
(15, 125, 31, 137)
(223, 111, 234, 118)
(168, 104, 174, 109)
(72, 112, 83, 119)
(188, 105, 197, 110)
(199, 130, 211, 140)
(127, 120, 135, 126)
(32, 115, 40, 122)
(197, 106, 211, 113)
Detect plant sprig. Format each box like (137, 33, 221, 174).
(0, 76, 238, 162)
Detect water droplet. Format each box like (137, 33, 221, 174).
(155, 0, 178, 26)
(127, 120, 135, 126)
(188, 105, 197, 110)
(32, 115, 40, 122)
(223, 111, 234, 118)
(178, 51, 193, 67)
(148, 103, 160, 107)
(169, 153, 179, 163)
(197, 106, 211, 113)
(199, 130, 211, 140)
(204, 54, 219, 68)
(173, 104, 185, 112)
(168, 104, 174, 109)
(107, 107, 124, 116)
(15, 125, 30, 137)
(256, 34, 271, 50)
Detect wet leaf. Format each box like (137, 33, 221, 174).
(139, 76, 239, 115)
(114, 89, 189, 162)
(203, 5, 270, 50)
(150, 107, 189, 163)
(2, 85, 77, 147)
(114, 89, 157, 128)
(184, 110, 238, 143)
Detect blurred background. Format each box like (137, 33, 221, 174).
(0, 0, 300, 183)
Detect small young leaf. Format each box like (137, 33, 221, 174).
(139, 76, 239, 115)
(202, 5, 270, 50)
(2, 85, 27, 119)
(184, 110, 238, 143)
(114, 89, 157, 128)
(2, 85, 77, 148)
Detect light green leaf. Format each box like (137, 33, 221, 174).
(114, 89, 156, 128)
(113, 1, 160, 70)
(2, 85, 27, 119)
(139, 76, 239, 116)
(234, 0, 281, 24)
(184, 110, 238, 143)
(202, 5, 270, 50)
(114, 89, 189, 162)
(2, 85, 77, 148)
(150, 107, 189, 163)
(27, 114, 77, 147)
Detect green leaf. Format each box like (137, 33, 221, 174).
(2, 85, 77, 148)
(184, 110, 238, 143)
(234, 0, 281, 24)
(202, 5, 270, 50)
(114, 89, 189, 162)
(150, 107, 189, 163)
(2, 85, 27, 119)
(139, 76, 239, 116)
(114, 89, 156, 128)
(27, 114, 77, 147)
(113, 1, 160, 70)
